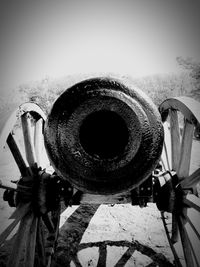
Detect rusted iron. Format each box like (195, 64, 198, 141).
(44, 77, 164, 194)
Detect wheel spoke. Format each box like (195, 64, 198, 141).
(183, 207, 200, 266)
(183, 207, 200, 244)
(161, 122, 172, 171)
(7, 133, 32, 177)
(177, 216, 195, 267)
(21, 113, 37, 171)
(34, 118, 44, 168)
(46, 206, 61, 267)
(7, 211, 35, 267)
(184, 223, 200, 267)
(42, 213, 55, 233)
(24, 216, 38, 267)
(0, 179, 17, 191)
(46, 218, 60, 267)
(179, 214, 200, 267)
(170, 110, 181, 171)
(160, 212, 182, 267)
(0, 218, 20, 247)
(0, 202, 31, 247)
(180, 167, 200, 190)
(183, 194, 200, 213)
(36, 217, 46, 267)
(162, 142, 171, 171)
(171, 214, 179, 244)
(177, 120, 194, 179)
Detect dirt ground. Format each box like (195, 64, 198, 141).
(53, 203, 175, 267)
(0, 190, 176, 267)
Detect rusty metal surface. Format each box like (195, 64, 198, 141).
(44, 77, 164, 194)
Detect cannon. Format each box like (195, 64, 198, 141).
(0, 76, 200, 266)
(44, 77, 164, 194)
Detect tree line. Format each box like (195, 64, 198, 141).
(1, 57, 199, 114)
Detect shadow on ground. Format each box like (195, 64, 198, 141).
(52, 204, 174, 267)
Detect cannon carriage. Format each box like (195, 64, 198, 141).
(0, 77, 200, 267)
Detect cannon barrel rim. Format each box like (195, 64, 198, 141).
(44, 77, 164, 194)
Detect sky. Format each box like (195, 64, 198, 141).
(0, 0, 200, 94)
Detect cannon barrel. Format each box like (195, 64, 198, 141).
(44, 77, 164, 194)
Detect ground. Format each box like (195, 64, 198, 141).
(53, 203, 175, 266)
(0, 185, 175, 266)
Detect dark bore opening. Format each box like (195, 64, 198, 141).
(79, 110, 129, 159)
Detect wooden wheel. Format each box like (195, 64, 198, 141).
(158, 96, 200, 267)
(0, 103, 60, 267)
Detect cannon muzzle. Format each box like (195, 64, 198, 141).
(44, 77, 164, 194)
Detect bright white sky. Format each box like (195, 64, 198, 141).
(0, 0, 200, 94)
